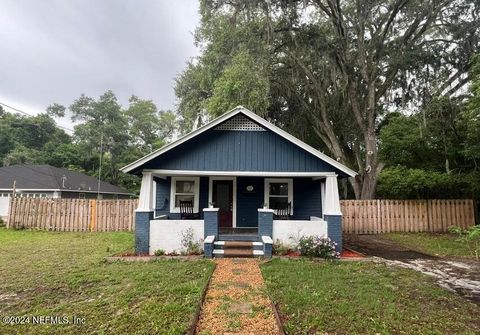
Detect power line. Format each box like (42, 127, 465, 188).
(0, 101, 75, 133)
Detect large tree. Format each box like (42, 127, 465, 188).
(175, 0, 480, 199)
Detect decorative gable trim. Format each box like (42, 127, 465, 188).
(214, 114, 265, 131)
(120, 106, 357, 177)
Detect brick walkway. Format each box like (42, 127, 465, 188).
(195, 258, 281, 335)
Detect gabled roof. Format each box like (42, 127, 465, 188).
(0, 164, 133, 195)
(120, 106, 357, 177)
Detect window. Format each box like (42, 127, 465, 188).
(170, 177, 200, 213)
(264, 178, 293, 214)
(79, 193, 86, 199)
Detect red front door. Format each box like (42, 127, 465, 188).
(212, 180, 233, 227)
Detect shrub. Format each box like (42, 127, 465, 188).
(298, 235, 339, 259)
(154, 249, 165, 256)
(180, 228, 203, 255)
(448, 225, 480, 259)
(273, 239, 290, 256)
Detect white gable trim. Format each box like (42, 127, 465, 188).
(120, 106, 356, 177)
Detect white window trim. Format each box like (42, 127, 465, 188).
(208, 176, 237, 227)
(170, 176, 200, 214)
(264, 178, 293, 215)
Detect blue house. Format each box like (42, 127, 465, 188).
(121, 106, 356, 257)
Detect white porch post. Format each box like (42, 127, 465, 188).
(137, 171, 154, 212)
(323, 174, 343, 252)
(323, 175, 341, 216)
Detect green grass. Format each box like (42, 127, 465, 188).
(261, 259, 480, 335)
(383, 232, 475, 258)
(0, 228, 214, 335)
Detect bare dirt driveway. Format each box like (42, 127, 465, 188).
(345, 234, 480, 304)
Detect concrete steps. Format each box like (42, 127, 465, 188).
(213, 240, 264, 258)
(218, 234, 259, 242)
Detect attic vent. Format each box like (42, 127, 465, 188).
(215, 115, 265, 131)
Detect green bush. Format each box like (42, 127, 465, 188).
(298, 236, 339, 259)
(154, 249, 165, 256)
(180, 228, 203, 255)
(273, 239, 290, 255)
(377, 167, 480, 199)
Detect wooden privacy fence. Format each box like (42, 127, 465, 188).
(341, 199, 476, 234)
(7, 198, 138, 232)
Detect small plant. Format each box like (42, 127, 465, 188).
(166, 250, 179, 256)
(154, 249, 165, 256)
(448, 225, 480, 259)
(180, 227, 203, 255)
(0, 217, 5, 227)
(273, 239, 290, 255)
(298, 235, 340, 259)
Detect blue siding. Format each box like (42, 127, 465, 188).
(142, 124, 347, 176)
(236, 177, 322, 227)
(154, 176, 322, 224)
(154, 176, 209, 219)
(199, 177, 209, 214)
(292, 178, 322, 220)
(154, 177, 170, 217)
(236, 177, 264, 227)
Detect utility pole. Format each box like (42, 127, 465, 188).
(97, 133, 103, 200)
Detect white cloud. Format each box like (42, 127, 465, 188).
(0, 0, 200, 119)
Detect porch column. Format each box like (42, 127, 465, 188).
(203, 208, 219, 239)
(203, 208, 219, 259)
(258, 209, 273, 258)
(135, 171, 154, 255)
(323, 175, 343, 252)
(258, 208, 274, 237)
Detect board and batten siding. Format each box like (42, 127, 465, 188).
(155, 176, 324, 227)
(236, 177, 265, 227)
(142, 128, 347, 176)
(154, 177, 209, 219)
(292, 178, 322, 220)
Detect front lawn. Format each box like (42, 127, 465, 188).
(0, 228, 214, 335)
(384, 232, 476, 258)
(261, 259, 480, 334)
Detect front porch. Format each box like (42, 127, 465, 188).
(134, 171, 343, 258)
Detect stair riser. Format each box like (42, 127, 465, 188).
(214, 244, 263, 251)
(218, 234, 259, 242)
(214, 254, 264, 258)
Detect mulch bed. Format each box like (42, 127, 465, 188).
(195, 258, 281, 334)
(340, 248, 365, 258)
(104, 255, 204, 262)
(272, 248, 366, 261)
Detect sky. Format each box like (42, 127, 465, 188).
(0, 0, 200, 131)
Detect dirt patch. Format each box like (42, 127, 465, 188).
(344, 234, 437, 260)
(345, 234, 480, 304)
(378, 258, 480, 304)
